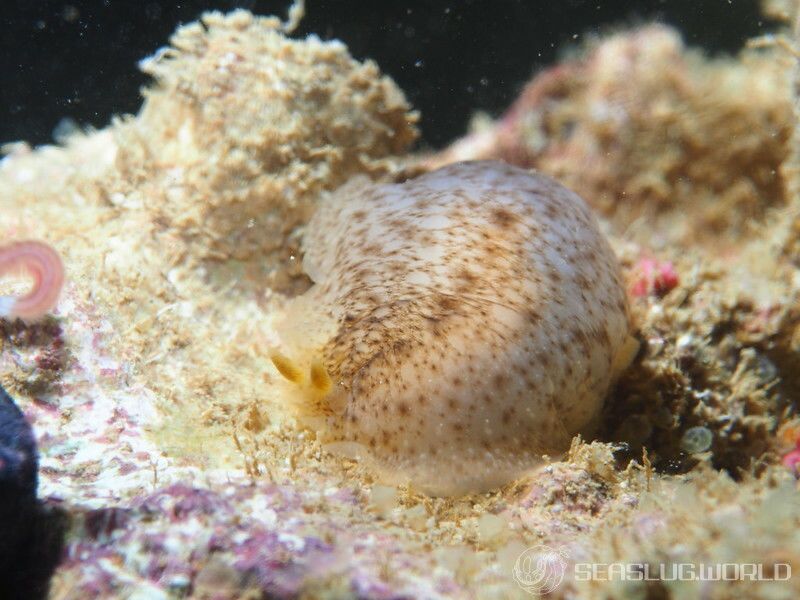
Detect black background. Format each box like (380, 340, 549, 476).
(0, 0, 774, 149)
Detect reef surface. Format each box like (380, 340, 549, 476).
(1, 6, 799, 600)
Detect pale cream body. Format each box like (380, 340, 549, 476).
(276, 161, 631, 496)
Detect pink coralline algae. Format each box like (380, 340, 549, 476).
(629, 257, 679, 298)
(59, 482, 448, 599)
(0, 241, 64, 321)
(782, 428, 800, 477)
(783, 444, 800, 477)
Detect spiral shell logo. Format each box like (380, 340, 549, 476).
(513, 544, 569, 595)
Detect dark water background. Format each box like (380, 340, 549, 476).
(0, 0, 775, 149)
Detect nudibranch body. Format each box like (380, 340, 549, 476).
(273, 160, 632, 496)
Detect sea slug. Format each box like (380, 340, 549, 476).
(272, 160, 634, 496)
(0, 241, 64, 321)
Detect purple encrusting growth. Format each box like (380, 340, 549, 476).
(60, 482, 452, 599)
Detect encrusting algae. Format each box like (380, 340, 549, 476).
(272, 160, 634, 495)
(113, 9, 419, 292)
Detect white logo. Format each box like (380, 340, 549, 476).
(513, 544, 569, 595)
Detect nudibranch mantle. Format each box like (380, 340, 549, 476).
(273, 160, 633, 496)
